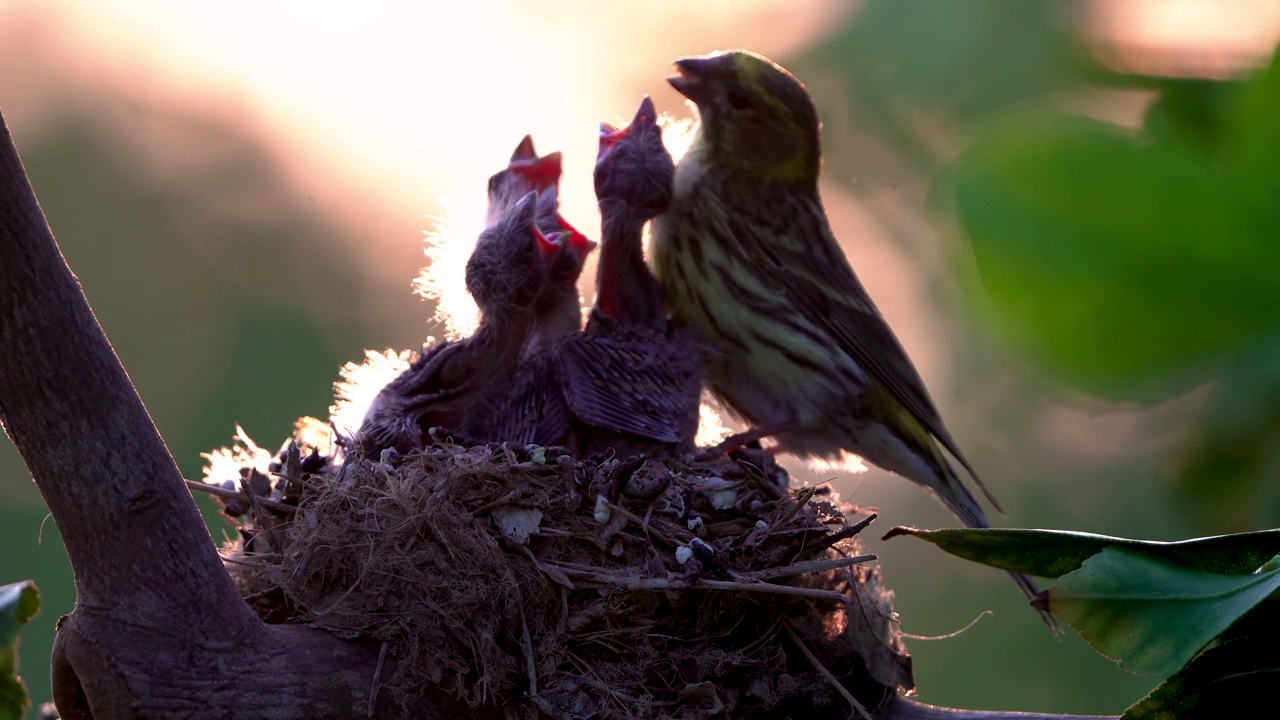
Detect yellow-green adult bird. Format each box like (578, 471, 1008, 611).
(651, 49, 1049, 620)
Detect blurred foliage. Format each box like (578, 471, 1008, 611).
(953, 68, 1279, 401)
(0, 581, 39, 720)
(950, 46, 1280, 532)
(802, 0, 1083, 175)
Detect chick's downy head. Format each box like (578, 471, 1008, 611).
(595, 96, 674, 219)
(466, 191, 561, 316)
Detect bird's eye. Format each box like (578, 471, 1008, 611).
(726, 88, 752, 111)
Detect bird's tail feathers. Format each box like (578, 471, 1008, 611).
(934, 460, 1058, 632)
(927, 459, 992, 531)
(950, 449, 1005, 516)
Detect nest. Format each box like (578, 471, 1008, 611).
(203, 420, 913, 719)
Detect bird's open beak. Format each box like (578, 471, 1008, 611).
(568, 229, 597, 255)
(668, 55, 720, 105)
(510, 135, 538, 163)
(512, 151, 562, 190)
(534, 227, 562, 260)
(597, 121, 629, 161)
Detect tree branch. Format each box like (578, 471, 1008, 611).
(0, 109, 254, 638)
(0, 108, 476, 719)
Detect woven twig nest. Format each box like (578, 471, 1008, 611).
(203, 419, 913, 719)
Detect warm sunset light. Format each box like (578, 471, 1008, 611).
(5, 2, 1279, 714)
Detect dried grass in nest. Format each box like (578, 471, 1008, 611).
(205, 422, 914, 719)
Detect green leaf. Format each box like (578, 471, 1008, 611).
(1122, 632, 1280, 719)
(1226, 47, 1280, 221)
(0, 581, 40, 720)
(1171, 342, 1280, 531)
(883, 526, 1280, 578)
(1046, 547, 1280, 676)
(953, 111, 1279, 401)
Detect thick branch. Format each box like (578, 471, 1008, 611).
(0, 109, 480, 719)
(0, 109, 257, 640)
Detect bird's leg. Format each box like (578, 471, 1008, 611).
(696, 419, 802, 460)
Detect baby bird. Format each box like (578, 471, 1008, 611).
(485, 136, 597, 354)
(356, 191, 561, 456)
(557, 96, 702, 456)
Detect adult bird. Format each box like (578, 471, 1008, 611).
(649, 49, 1049, 622)
(557, 96, 702, 456)
(356, 191, 562, 456)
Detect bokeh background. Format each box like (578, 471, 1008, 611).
(3, 0, 1278, 715)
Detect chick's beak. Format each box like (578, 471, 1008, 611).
(568, 230, 597, 255)
(512, 151, 562, 190)
(668, 55, 720, 105)
(534, 228, 562, 260)
(511, 190, 539, 227)
(597, 121, 629, 161)
(510, 135, 538, 163)
(630, 96, 658, 131)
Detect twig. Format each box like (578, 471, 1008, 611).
(696, 579, 849, 603)
(548, 565, 851, 603)
(366, 641, 388, 718)
(738, 458, 787, 500)
(603, 501, 681, 548)
(217, 554, 268, 570)
(742, 555, 877, 581)
(269, 470, 325, 494)
(520, 611, 538, 699)
(814, 513, 878, 552)
(785, 622, 872, 720)
(774, 485, 817, 528)
(473, 490, 524, 515)
(184, 479, 297, 515)
(185, 479, 242, 501)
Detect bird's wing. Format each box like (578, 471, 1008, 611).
(472, 354, 571, 447)
(557, 320, 700, 445)
(384, 340, 515, 437)
(727, 192, 997, 507)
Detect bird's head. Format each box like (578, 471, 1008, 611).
(668, 49, 821, 185)
(547, 226, 597, 289)
(467, 191, 562, 316)
(595, 96, 675, 219)
(485, 137, 564, 226)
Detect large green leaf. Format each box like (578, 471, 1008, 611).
(953, 111, 1277, 400)
(1045, 548, 1280, 677)
(0, 581, 39, 720)
(1121, 632, 1280, 719)
(883, 526, 1280, 578)
(1226, 47, 1280, 222)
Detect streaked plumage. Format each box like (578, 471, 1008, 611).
(357, 192, 560, 455)
(558, 96, 701, 455)
(650, 50, 1049, 622)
